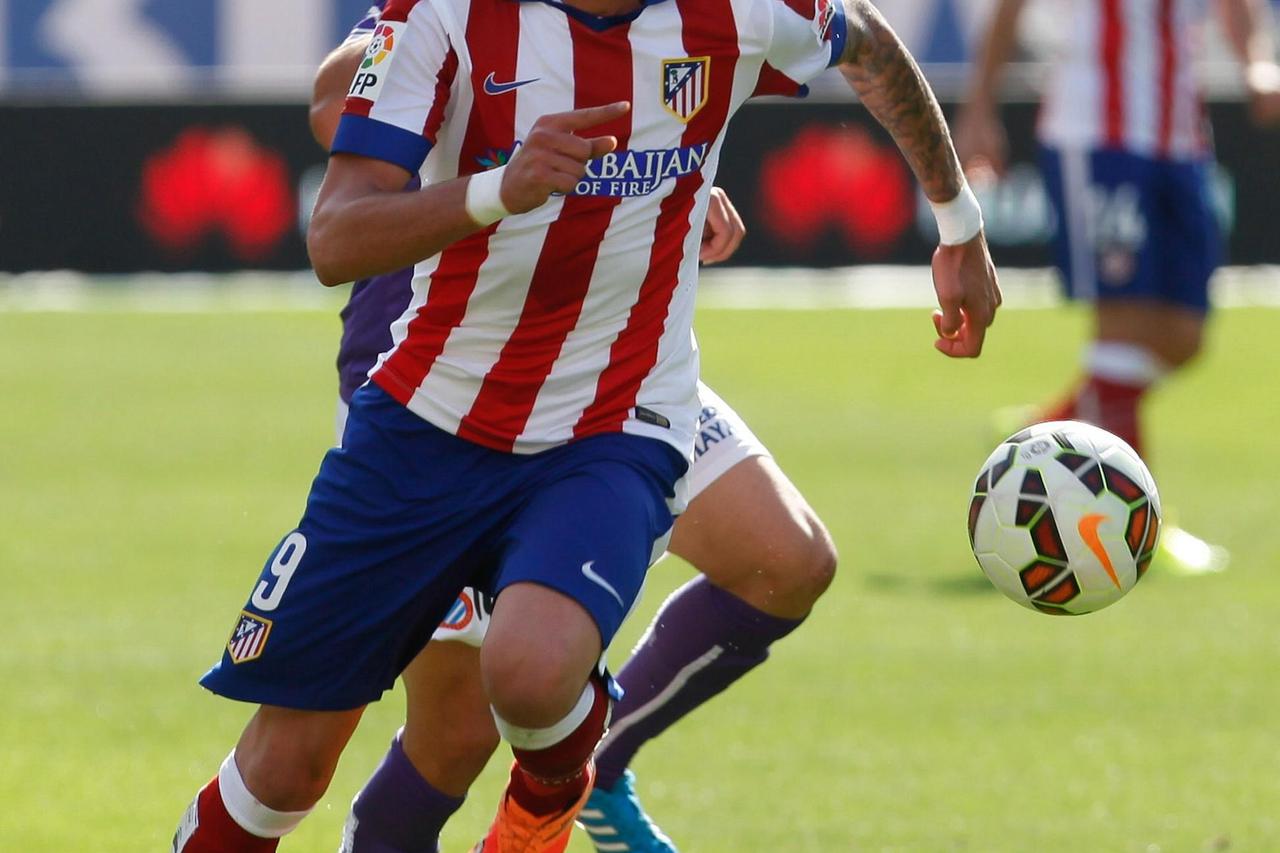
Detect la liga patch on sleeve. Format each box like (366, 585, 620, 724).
(348, 20, 404, 103)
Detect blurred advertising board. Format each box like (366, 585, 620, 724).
(715, 100, 1280, 269)
(0, 104, 317, 271)
(0, 99, 1276, 272)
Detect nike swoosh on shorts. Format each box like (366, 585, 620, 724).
(580, 561, 624, 607)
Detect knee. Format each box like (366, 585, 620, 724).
(235, 744, 335, 810)
(758, 520, 839, 610)
(481, 643, 588, 730)
(481, 584, 603, 730)
(1099, 303, 1205, 370)
(1156, 324, 1204, 369)
(234, 707, 358, 811)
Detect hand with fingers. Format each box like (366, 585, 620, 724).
(699, 187, 746, 265)
(498, 101, 632, 214)
(930, 230, 1001, 358)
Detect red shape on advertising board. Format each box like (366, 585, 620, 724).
(758, 124, 913, 258)
(138, 127, 294, 262)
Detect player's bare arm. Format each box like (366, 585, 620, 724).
(837, 0, 1002, 357)
(1217, 0, 1280, 125)
(310, 39, 368, 149)
(952, 0, 1026, 174)
(308, 154, 475, 285)
(837, 0, 962, 203)
(308, 101, 629, 286)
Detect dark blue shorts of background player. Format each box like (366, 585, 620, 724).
(1039, 145, 1221, 312)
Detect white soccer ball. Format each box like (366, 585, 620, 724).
(968, 421, 1162, 615)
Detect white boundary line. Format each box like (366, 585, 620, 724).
(1, 266, 1278, 313)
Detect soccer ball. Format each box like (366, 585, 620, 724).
(968, 421, 1162, 615)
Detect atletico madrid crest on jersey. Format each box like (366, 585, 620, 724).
(227, 611, 272, 664)
(662, 57, 710, 122)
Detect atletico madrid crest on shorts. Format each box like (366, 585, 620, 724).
(226, 611, 272, 664)
(662, 57, 710, 122)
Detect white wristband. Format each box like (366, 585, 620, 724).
(1247, 61, 1280, 93)
(465, 165, 511, 227)
(930, 181, 984, 246)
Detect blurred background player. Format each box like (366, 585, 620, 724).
(312, 21, 838, 853)
(955, 0, 1280, 575)
(174, 0, 999, 851)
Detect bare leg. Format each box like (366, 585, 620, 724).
(401, 642, 498, 797)
(236, 705, 366, 809)
(593, 456, 836, 788)
(668, 456, 836, 619)
(175, 706, 364, 851)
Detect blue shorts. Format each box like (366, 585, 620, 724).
(200, 384, 686, 711)
(1040, 145, 1220, 312)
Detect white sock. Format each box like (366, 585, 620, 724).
(218, 752, 313, 838)
(491, 682, 602, 750)
(1086, 341, 1167, 387)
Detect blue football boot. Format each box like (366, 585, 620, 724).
(576, 771, 678, 853)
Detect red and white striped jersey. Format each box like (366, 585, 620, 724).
(1038, 0, 1210, 160)
(331, 0, 844, 455)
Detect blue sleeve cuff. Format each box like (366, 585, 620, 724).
(331, 114, 432, 174)
(826, 1, 848, 68)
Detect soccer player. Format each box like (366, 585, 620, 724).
(173, 0, 1000, 851)
(955, 0, 1280, 573)
(310, 9, 830, 853)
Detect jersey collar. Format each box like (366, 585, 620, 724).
(512, 0, 671, 31)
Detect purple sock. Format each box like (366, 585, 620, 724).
(341, 732, 464, 853)
(595, 576, 803, 789)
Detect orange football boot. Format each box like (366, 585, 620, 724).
(470, 762, 595, 853)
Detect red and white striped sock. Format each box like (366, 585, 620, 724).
(496, 675, 612, 815)
(172, 753, 310, 852)
(1044, 341, 1166, 456)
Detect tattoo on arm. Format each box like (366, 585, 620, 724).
(838, 0, 963, 202)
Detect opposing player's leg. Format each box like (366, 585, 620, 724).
(582, 388, 836, 853)
(334, 397, 502, 850)
(472, 433, 685, 853)
(340, 640, 496, 852)
(339, 588, 501, 851)
(402, 621, 499, 795)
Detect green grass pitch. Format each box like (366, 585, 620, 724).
(2, 298, 1278, 851)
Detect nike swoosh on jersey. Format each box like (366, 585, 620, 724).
(580, 561, 624, 607)
(483, 72, 539, 95)
(1078, 512, 1122, 589)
